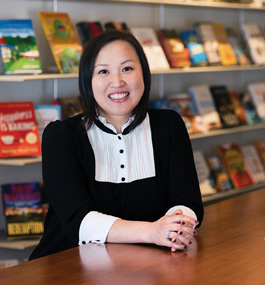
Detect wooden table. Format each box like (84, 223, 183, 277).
(1, 188, 265, 284)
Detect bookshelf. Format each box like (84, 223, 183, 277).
(0, 0, 265, 259)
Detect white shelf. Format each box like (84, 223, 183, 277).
(73, 0, 265, 11)
(202, 182, 265, 205)
(0, 231, 40, 250)
(0, 156, 42, 166)
(0, 64, 264, 82)
(190, 122, 265, 140)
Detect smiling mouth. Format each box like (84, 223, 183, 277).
(108, 92, 129, 99)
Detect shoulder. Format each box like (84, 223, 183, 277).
(42, 113, 86, 142)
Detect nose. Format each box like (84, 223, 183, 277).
(110, 72, 125, 88)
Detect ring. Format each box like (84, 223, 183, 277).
(167, 231, 171, 240)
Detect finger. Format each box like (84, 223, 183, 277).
(170, 209, 183, 216)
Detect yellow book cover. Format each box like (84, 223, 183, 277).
(38, 12, 82, 74)
(212, 23, 237, 66)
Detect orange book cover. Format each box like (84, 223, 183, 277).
(218, 143, 254, 188)
(0, 101, 41, 158)
(39, 12, 82, 74)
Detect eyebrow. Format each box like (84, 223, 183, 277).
(94, 59, 136, 68)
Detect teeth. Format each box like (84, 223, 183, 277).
(109, 93, 129, 99)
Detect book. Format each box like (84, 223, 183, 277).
(210, 85, 241, 128)
(228, 91, 248, 125)
(157, 29, 191, 68)
(255, 140, 265, 168)
(167, 93, 206, 134)
(194, 22, 221, 65)
(104, 22, 129, 31)
(76, 21, 103, 47)
(193, 150, 217, 196)
(237, 92, 261, 125)
(57, 95, 84, 120)
(1, 182, 44, 240)
(226, 27, 251, 66)
(0, 19, 42, 75)
(129, 27, 170, 70)
(38, 12, 83, 73)
(34, 105, 61, 139)
(217, 143, 254, 188)
(149, 97, 172, 110)
(206, 154, 232, 191)
(241, 23, 265, 65)
(0, 101, 41, 158)
(179, 30, 207, 66)
(241, 144, 265, 183)
(247, 82, 265, 121)
(212, 23, 237, 66)
(188, 84, 222, 131)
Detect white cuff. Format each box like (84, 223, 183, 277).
(79, 211, 120, 245)
(165, 205, 197, 226)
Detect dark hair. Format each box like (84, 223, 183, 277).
(79, 29, 151, 131)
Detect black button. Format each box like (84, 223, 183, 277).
(82, 241, 86, 245)
(121, 164, 125, 168)
(121, 177, 125, 181)
(119, 149, 124, 153)
(118, 136, 122, 140)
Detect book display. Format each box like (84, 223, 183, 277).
(38, 12, 83, 73)
(0, 19, 42, 75)
(247, 82, 265, 121)
(1, 182, 44, 240)
(0, 0, 265, 260)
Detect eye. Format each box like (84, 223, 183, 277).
(122, 66, 133, 72)
(98, 69, 109, 74)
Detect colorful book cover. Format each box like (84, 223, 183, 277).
(218, 143, 254, 188)
(255, 140, 265, 168)
(194, 22, 221, 66)
(193, 150, 217, 196)
(241, 144, 265, 183)
(57, 96, 84, 120)
(149, 97, 172, 110)
(237, 92, 261, 125)
(188, 84, 222, 131)
(212, 23, 237, 66)
(179, 30, 207, 66)
(167, 93, 206, 134)
(34, 105, 61, 139)
(38, 12, 83, 74)
(157, 29, 191, 68)
(0, 19, 42, 75)
(1, 182, 44, 240)
(76, 21, 103, 47)
(210, 85, 241, 128)
(228, 91, 248, 125)
(247, 82, 265, 121)
(130, 27, 170, 70)
(206, 154, 232, 191)
(241, 23, 265, 65)
(0, 101, 41, 158)
(227, 27, 251, 66)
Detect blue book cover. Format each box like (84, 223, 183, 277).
(0, 19, 42, 74)
(1, 182, 44, 239)
(180, 30, 207, 66)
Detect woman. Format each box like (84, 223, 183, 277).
(29, 29, 203, 260)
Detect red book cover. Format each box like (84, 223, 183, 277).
(0, 101, 41, 158)
(218, 143, 254, 188)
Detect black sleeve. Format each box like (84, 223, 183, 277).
(41, 118, 95, 242)
(149, 109, 204, 225)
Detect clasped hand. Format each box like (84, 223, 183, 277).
(150, 209, 199, 252)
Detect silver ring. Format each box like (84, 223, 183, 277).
(167, 231, 171, 240)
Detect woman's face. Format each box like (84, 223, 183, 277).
(92, 40, 144, 124)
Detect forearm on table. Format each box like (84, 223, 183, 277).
(106, 219, 152, 244)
